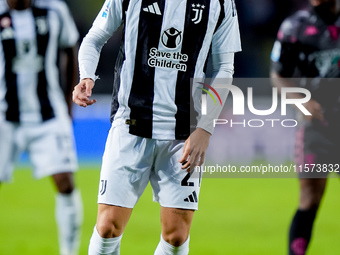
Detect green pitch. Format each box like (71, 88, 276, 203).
(0, 166, 339, 254)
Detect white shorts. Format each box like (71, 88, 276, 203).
(0, 116, 78, 182)
(98, 120, 202, 210)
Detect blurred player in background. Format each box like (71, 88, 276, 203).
(271, 0, 340, 254)
(0, 0, 83, 254)
(73, 0, 241, 254)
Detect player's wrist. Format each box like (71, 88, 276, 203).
(82, 77, 94, 83)
(195, 127, 212, 136)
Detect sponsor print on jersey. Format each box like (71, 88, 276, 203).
(148, 47, 188, 71)
(309, 49, 340, 77)
(12, 39, 44, 73)
(147, 27, 187, 72)
(161, 27, 182, 48)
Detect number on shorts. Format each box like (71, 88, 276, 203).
(181, 171, 194, 187)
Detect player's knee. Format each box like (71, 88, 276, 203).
(300, 190, 323, 209)
(53, 173, 74, 194)
(58, 182, 74, 194)
(299, 180, 325, 209)
(96, 219, 124, 238)
(163, 231, 189, 247)
(301, 198, 321, 209)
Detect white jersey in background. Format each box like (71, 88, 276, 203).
(0, 0, 79, 123)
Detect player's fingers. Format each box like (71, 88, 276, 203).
(73, 83, 81, 90)
(73, 93, 93, 107)
(188, 152, 199, 171)
(86, 99, 97, 106)
(77, 93, 91, 101)
(179, 142, 190, 163)
(198, 152, 205, 166)
(73, 82, 86, 93)
(73, 97, 88, 107)
(85, 81, 94, 97)
(181, 158, 190, 170)
(72, 90, 86, 102)
(72, 84, 87, 101)
(81, 97, 97, 106)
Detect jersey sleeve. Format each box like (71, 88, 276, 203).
(271, 16, 301, 77)
(49, 0, 79, 48)
(92, 0, 124, 35)
(211, 0, 241, 54)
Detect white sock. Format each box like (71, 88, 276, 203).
(56, 189, 83, 255)
(154, 235, 190, 255)
(88, 226, 122, 255)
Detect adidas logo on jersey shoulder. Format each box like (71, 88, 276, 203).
(143, 2, 162, 15)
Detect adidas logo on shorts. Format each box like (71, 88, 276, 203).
(184, 191, 198, 203)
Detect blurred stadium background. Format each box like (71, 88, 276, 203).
(1, 0, 340, 254)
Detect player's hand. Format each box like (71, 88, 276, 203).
(179, 128, 211, 172)
(303, 99, 324, 122)
(72, 78, 97, 107)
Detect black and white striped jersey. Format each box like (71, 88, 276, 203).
(87, 0, 241, 140)
(0, 0, 79, 123)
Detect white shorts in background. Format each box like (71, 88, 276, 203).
(98, 121, 202, 210)
(0, 116, 78, 182)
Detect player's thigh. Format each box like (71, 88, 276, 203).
(160, 206, 194, 245)
(97, 121, 154, 208)
(0, 120, 20, 182)
(27, 118, 77, 179)
(150, 140, 202, 211)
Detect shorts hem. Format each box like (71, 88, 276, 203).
(158, 202, 198, 211)
(97, 201, 135, 209)
(0, 176, 12, 183)
(35, 166, 77, 179)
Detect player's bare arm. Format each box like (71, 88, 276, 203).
(73, 26, 113, 108)
(72, 78, 97, 107)
(62, 45, 79, 116)
(179, 128, 211, 171)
